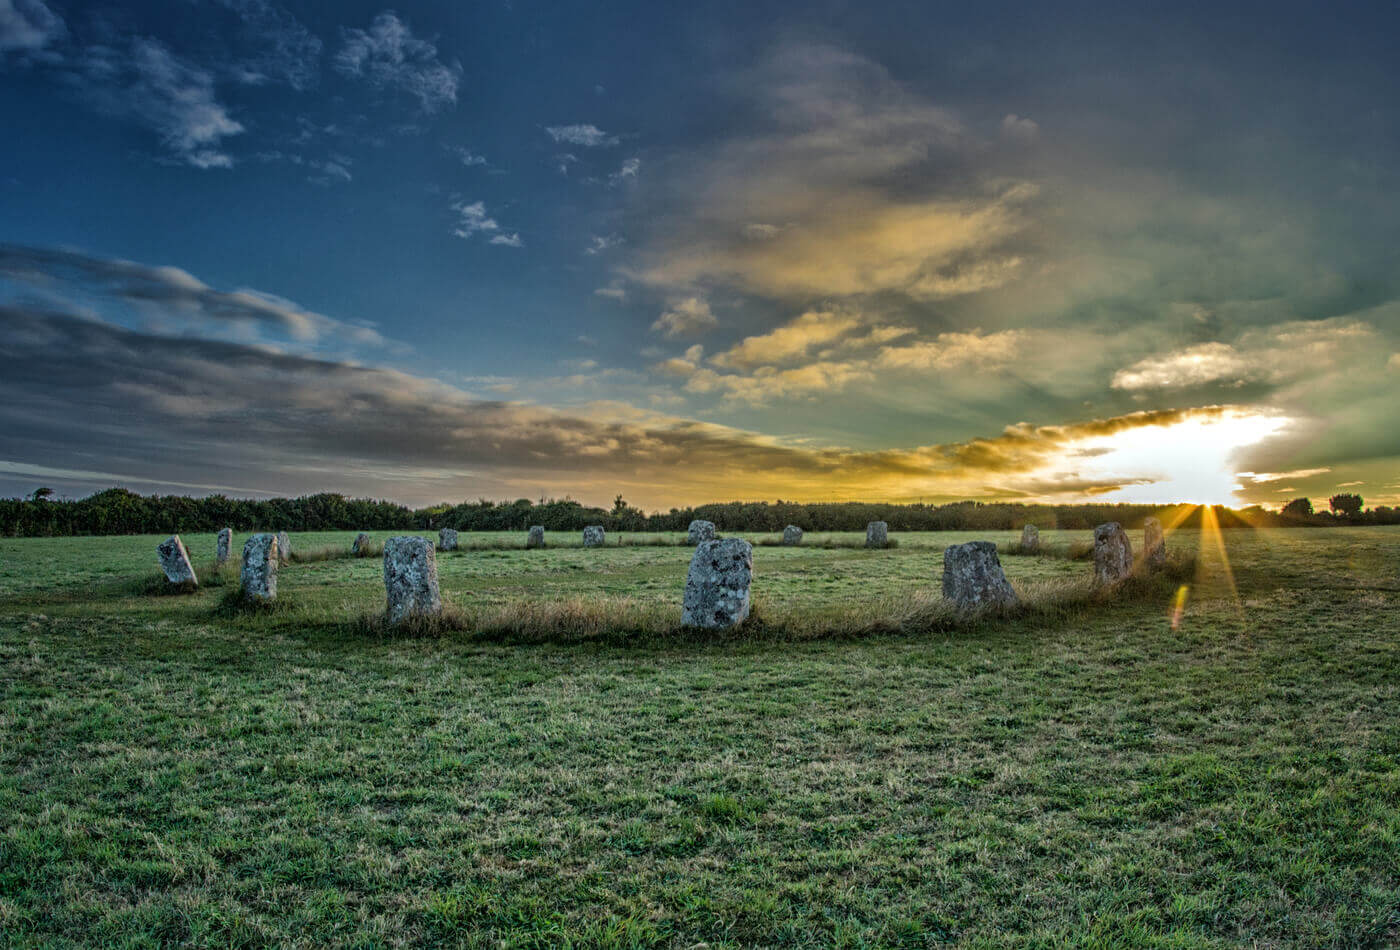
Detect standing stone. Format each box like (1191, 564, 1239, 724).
(156, 535, 198, 587)
(682, 538, 753, 629)
(383, 536, 442, 624)
(942, 541, 1018, 609)
(687, 520, 717, 545)
(1020, 524, 1040, 554)
(438, 527, 458, 551)
(782, 525, 804, 546)
(526, 525, 545, 548)
(353, 532, 371, 554)
(865, 521, 889, 549)
(1144, 517, 1166, 568)
(216, 527, 233, 564)
(582, 525, 605, 548)
(240, 533, 279, 603)
(276, 531, 292, 561)
(1093, 522, 1133, 585)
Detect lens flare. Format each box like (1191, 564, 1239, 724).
(1169, 584, 1190, 630)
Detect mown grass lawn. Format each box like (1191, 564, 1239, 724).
(1, 527, 1398, 947)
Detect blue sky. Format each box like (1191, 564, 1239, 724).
(2, 0, 1398, 509)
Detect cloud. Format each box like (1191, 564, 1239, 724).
(609, 157, 640, 186)
(213, 0, 322, 91)
(0, 304, 1277, 507)
(710, 310, 864, 369)
(651, 297, 717, 338)
(594, 284, 626, 300)
(873, 329, 1027, 371)
(545, 123, 618, 147)
(0, 243, 384, 347)
(450, 200, 521, 246)
(585, 234, 624, 255)
(0, 0, 63, 54)
(1236, 468, 1332, 483)
(334, 12, 460, 113)
(1001, 113, 1039, 141)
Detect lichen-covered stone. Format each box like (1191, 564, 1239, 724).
(583, 525, 605, 548)
(276, 531, 292, 561)
(156, 535, 198, 586)
(782, 525, 803, 546)
(687, 519, 717, 545)
(240, 533, 278, 603)
(353, 532, 371, 554)
(526, 525, 545, 548)
(216, 527, 232, 563)
(682, 538, 753, 629)
(866, 521, 889, 549)
(1144, 517, 1166, 568)
(383, 536, 441, 624)
(1094, 522, 1133, 584)
(438, 528, 458, 551)
(1020, 524, 1040, 553)
(942, 541, 1018, 609)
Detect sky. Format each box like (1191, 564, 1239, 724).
(1, 0, 1398, 511)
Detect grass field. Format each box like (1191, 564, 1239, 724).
(2, 526, 1398, 947)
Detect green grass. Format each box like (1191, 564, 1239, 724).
(1, 527, 1399, 947)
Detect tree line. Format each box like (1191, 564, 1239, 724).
(2, 487, 1396, 537)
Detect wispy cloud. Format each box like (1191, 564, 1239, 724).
(0, 0, 64, 55)
(213, 0, 322, 91)
(545, 123, 618, 147)
(651, 297, 717, 338)
(451, 200, 522, 247)
(446, 145, 487, 167)
(334, 11, 460, 113)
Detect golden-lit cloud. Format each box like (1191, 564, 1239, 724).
(650, 296, 717, 337)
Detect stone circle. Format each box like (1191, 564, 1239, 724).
(156, 535, 198, 586)
(582, 525, 605, 548)
(240, 533, 278, 603)
(682, 537, 753, 629)
(1093, 522, 1133, 584)
(782, 525, 803, 546)
(866, 521, 889, 549)
(687, 519, 717, 545)
(383, 536, 442, 624)
(942, 540, 1018, 609)
(526, 525, 545, 548)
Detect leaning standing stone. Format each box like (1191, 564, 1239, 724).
(438, 527, 458, 551)
(276, 531, 292, 561)
(526, 525, 545, 548)
(942, 541, 1018, 609)
(687, 519, 717, 545)
(216, 527, 233, 563)
(1144, 517, 1166, 568)
(866, 521, 889, 549)
(353, 532, 370, 554)
(1020, 524, 1040, 553)
(1094, 522, 1133, 584)
(782, 524, 803, 546)
(583, 525, 605, 548)
(156, 535, 198, 587)
(383, 536, 442, 624)
(682, 537, 753, 629)
(240, 533, 278, 603)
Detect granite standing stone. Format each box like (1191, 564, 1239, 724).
(866, 521, 889, 549)
(383, 536, 442, 624)
(216, 527, 233, 563)
(1094, 522, 1133, 584)
(1144, 517, 1166, 568)
(687, 519, 717, 545)
(682, 537, 753, 629)
(942, 540, 1018, 609)
(526, 525, 545, 548)
(353, 532, 371, 554)
(156, 535, 198, 586)
(240, 533, 278, 603)
(438, 527, 458, 551)
(276, 531, 292, 561)
(583, 525, 605, 548)
(1020, 524, 1040, 553)
(782, 524, 804, 546)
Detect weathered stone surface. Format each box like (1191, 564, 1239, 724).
(687, 519, 717, 545)
(1094, 522, 1133, 584)
(1143, 517, 1166, 568)
(942, 541, 1018, 609)
(383, 536, 442, 624)
(353, 532, 371, 554)
(583, 525, 605, 548)
(216, 527, 232, 563)
(156, 535, 198, 586)
(682, 538, 753, 629)
(866, 521, 889, 549)
(782, 524, 803, 546)
(1020, 524, 1040, 553)
(438, 527, 458, 551)
(526, 525, 545, 548)
(240, 533, 279, 603)
(276, 531, 292, 561)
